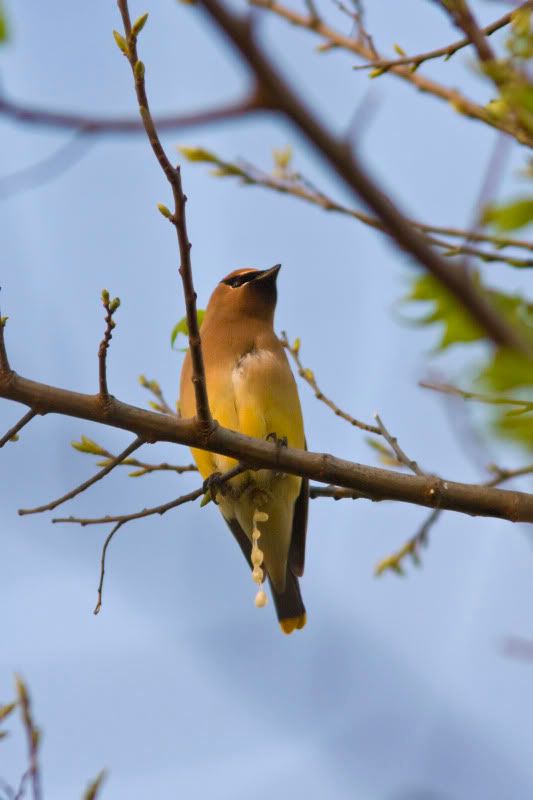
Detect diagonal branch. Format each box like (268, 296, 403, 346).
(185, 153, 533, 266)
(354, 5, 518, 72)
(0, 409, 37, 448)
(18, 436, 145, 516)
(115, 3, 213, 426)
(199, 0, 530, 354)
(281, 332, 381, 433)
(248, 0, 533, 147)
(2, 360, 533, 521)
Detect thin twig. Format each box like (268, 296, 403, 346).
(53, 462, 248, 527)
(18, 436, 145, 516)
(374, 507, 442, 576)
(0, 410, 37, 448)
(116, 3, 213, 425)
(93, 520, 124, 615)
(374, 413, 425, 476)
(353, 5, 518, 72)
(89, 462, 248, 614)
(485, 463, 533, 487)
(98, 291, 120, 398)
(139, 374, 176, 415)
(281, 332, 381, 433)
(3, 364, 533, 520)
(441, 0, 496, 64)
(248, 0, 533, 147)
(420, 380, 533, 411)
(190, 153, 533, 267)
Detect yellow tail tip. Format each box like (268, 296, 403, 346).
(279, 613, 307, 634)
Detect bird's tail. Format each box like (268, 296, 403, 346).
(269, 570, 307, 635)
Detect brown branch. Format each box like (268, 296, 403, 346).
(88, 462, 248, 614)
(441, 0, 496, 64)
(18, 436, 145, 516)
(55, 463, 247, 527)
(91, 449, 197, 477)
(200, 0, 529, 354)
(374, 507, 442, 576)
(374, 414, 425, 476)
(116, 4, 213, 426)
(354, 5, 517, 72)
(2, 363, 533, 521)
(201, 156, 532, 265)
(486, 463, 533, 487)
(249, 0, 533, 147)
(0, 92, 260, 134)
(98, 290, 120, 397)
(281, 332, 381, 433)
(0, 409, 37, 448)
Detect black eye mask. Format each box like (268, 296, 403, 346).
(222, 271, 261, 289)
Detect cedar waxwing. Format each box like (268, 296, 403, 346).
(179, 265, 308, 634)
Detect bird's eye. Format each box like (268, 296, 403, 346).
(229, 277, 244, 288)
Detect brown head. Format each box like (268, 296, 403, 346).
(204, 265, 281, 326)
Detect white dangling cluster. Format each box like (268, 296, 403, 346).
(252, 509, 269, 608)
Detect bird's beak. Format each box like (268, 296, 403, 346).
(256, 264, 281, 282)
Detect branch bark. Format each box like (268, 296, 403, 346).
(2, 365, 533, 522)
(198, 0, 530, 354)
(116, 2, 212, 425)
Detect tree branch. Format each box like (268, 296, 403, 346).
(248, 0, 533, 147)
(98, 290, 120, 398)
(185, 152, 533, 267)
(198, 0, 530, 353)
(18, 436, 145, 516)
(354, 5, 518, 72)
(440, 0, 496, 64)
(85, 462, 248, 615)
(281, 332, 381, 433)
(2, 360, 533, 521)
(0, 409, 37, 448)
(116, 3, 213, 425)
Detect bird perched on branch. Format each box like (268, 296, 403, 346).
(179, 265, 308, 634)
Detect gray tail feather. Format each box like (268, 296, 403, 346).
(269, 570, 306, 623)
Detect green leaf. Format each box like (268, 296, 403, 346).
(0, 702, 16, 722)
(479, 349, 533, 392)
(71, 436, 107, 456)
(170, 309, 205, 350)
(393, 43, 406, 57)
(83, 770, 107, 800)
(404, 273, 484, 350)
(483, 198, 533, 232)
(179, 146, 218, 164)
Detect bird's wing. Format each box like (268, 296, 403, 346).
(289, 474, 308, 578)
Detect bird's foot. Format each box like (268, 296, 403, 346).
(202, 471, 226, 504)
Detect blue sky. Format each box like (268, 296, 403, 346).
(1, 1, 533, 798)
